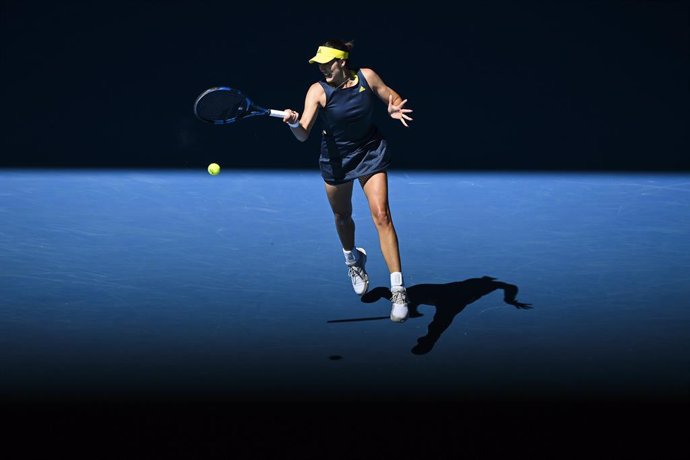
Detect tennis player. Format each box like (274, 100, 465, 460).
(282, 39, 413, 323)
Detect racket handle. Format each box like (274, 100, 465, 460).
(269, 109, 287, 118)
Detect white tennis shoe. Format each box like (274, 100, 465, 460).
(347, 248, 369, 296)
(390, 287, 409, 323)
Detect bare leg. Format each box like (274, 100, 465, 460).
(360, 171, 402, 273)
(324, 180, 355, 250)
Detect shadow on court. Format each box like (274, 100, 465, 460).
(328, 276, 531, 355)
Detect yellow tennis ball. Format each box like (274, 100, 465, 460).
(207, 163, 220, 176)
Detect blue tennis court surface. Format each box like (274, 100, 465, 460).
(1, 169, 688, 404)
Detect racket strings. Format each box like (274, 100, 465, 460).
(194, 87, 269, 124)
(197, 92, 246, 122)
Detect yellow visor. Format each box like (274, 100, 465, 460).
(308, 46, 349, 64)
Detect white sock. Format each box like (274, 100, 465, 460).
(390, 272, 404, 291)
(343, 248, 358, 265)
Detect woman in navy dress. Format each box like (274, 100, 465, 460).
(283, 39, 413, 323)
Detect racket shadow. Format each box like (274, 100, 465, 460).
(330, 276, 531, 354)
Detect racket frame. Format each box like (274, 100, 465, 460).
(193, 86, 287, 124)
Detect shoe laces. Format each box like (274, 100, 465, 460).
(391, 288, 408, 305)
(348, 264, 366, 283)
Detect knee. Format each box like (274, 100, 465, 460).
(371, 208, 392, 228)
(333, 211, 352, 226)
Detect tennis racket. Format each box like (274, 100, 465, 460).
(193, 86, 287, 125)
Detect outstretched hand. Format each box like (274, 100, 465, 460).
(388, 94, 414, 127)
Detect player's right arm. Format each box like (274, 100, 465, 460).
(283, 82, 324, 142)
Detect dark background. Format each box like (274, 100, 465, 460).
(2, 1, 688, 452)
(1, 0, 688, 171)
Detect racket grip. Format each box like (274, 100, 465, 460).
(269, 109, 287, 118)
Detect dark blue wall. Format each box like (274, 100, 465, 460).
(1, 0, 687, 170)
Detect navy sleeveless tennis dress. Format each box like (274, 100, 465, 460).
(318, 69, 391, 184)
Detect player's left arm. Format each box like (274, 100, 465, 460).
(361, 68, 414, 127)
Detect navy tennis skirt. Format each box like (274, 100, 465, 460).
(319, 135, 392, 185)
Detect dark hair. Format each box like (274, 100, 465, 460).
(322, 39, 354, 53)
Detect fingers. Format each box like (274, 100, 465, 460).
(386, 95, 413, 126)
(282, 109, 299, 123)
(391, 102, 412, 113)
(389, 109, 413, 126)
